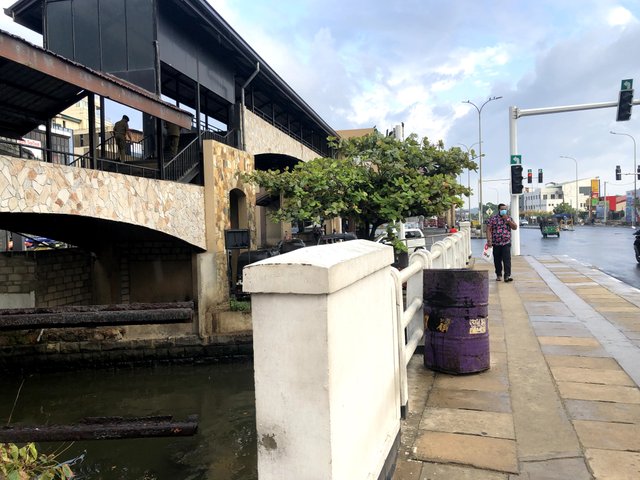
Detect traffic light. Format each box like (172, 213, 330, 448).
(616, 89, 634, 121)
(616, 165, 622, 181)
(527, 169, 532, 183)
(538, 169, 543, 183)
(511, 164, 523, 194)
(637, 165, 640, 180)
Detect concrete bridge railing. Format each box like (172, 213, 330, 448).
(243, 223, 471, 480)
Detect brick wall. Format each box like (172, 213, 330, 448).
(34, 250, 92, 306)
(0, 250, 92, 307)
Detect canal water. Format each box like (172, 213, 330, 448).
(0, 361, 257, 479)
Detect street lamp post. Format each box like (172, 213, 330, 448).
(560, 155, 579, 224)
(463, 96, 502, 238)
(457, 142, 481, 221)
(610, 131, 637, 229)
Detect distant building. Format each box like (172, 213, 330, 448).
(519, 179, 593, 213)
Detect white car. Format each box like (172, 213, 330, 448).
(375, 228, 426, 252)
(519, 219, 529, 226)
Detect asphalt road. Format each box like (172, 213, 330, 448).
(472, 225, 640, 289)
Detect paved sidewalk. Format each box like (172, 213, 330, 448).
(395, 254, 640, 479)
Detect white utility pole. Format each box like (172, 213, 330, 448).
(509, 97, 640, 255)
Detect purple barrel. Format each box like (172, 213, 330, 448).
(423, 269, 490, 374)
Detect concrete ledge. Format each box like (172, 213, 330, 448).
(243, 240, 393, 295)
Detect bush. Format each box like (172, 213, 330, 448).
(229, 299, 251, 312)
(0, 443, 74, 479)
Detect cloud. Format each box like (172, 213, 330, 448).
(607, 6, 636, 26)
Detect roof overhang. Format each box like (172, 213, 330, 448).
(0, 29, 192, 137)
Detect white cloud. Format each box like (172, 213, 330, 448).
(607, 6, 635, 26)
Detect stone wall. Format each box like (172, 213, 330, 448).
(0, 156, 206, 249)
(244, 109, 320, 162)
(199, 140, 256, 338)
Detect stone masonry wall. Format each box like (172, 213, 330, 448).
(0, 156, 206, 249)
(244, 109, 321, 162)
(0, 253, 36, 296)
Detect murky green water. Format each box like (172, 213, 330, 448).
(0, 362, 257, 479)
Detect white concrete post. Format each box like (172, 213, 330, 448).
(243, 240, 401, 480)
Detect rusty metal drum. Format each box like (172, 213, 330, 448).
(423, 269, 490, 374)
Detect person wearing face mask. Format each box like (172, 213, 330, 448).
(485, 203, 518, 282)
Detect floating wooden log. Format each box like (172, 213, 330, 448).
(0, 414, 199, 442)
(0, 302, 194, 330)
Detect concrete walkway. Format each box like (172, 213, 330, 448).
(395, 254, 640, 479)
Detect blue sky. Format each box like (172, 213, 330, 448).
(2, 0, 639, 208)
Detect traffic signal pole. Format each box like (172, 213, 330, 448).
(509, 97, 640, 256)
(509, 107, 521, 255)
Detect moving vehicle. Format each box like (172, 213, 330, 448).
(375, 228, 426, 252)
(634, 229, 640, 263)
(519, 218, 529, 226)
(539, 217, 560, 238)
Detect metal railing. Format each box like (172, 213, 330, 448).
(390, 222, 472, 415)
(163, 134, 201, 182)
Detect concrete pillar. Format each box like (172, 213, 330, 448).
(243, 240, 400, 479)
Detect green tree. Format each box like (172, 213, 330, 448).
(242, 131, 476, 239)
(553, 202, 576, 216)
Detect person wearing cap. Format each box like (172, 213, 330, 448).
(113, 115, 132, 161)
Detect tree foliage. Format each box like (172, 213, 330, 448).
(0, 443, 74, 479)
(553, 202, 576, 215)
(242, 131, 476, 239)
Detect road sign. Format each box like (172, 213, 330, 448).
(621, 79, 633, 91)
(486, 208, 493, 216)
(510, 155, 522, 165)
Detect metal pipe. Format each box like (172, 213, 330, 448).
(240, 62, 260, 151)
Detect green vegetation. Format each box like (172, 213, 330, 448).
(0, 443, 74, 479)
(230, 299, 251, 312)
(241, 131, 475, 239)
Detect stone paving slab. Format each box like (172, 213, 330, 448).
(593, 304, 639, 313)
(396, 255, 640, 479)
(559, 276, 592, 283)
(532, 322, 592, 337)
(550, 366, 635, 385)
(528, 314, 580, 323)
(565, 399, 640, 423)
(540, 344, 609, 357)
(574, 420, 640, 451)
(426, 388, 511, 413)
(544, 354, 621, 370)
(557, 381, 640, 403)
(585, 448, 640, 479)
(419, 407, 515, 439)
(515, 457, 593, 480)
(572, 286, 619, 297)
(420, 463, 508, 479)
(538, 336, 600, 347)
(517, 293, 560, 302)
(523, 302, 573, 316)
(413, 431, 519, 473)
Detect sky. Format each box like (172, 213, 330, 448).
(1, 0, 639, 209)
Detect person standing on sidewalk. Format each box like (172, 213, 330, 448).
(486, 203, 518, 282)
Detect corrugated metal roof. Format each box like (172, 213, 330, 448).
(0, 29, 192, 138)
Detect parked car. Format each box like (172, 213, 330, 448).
(634, 229, 640, 263)
(519, 219, 529, 226)
(375, 228, 426, 252)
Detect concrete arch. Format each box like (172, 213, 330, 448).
(0, 157, 206, 250)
